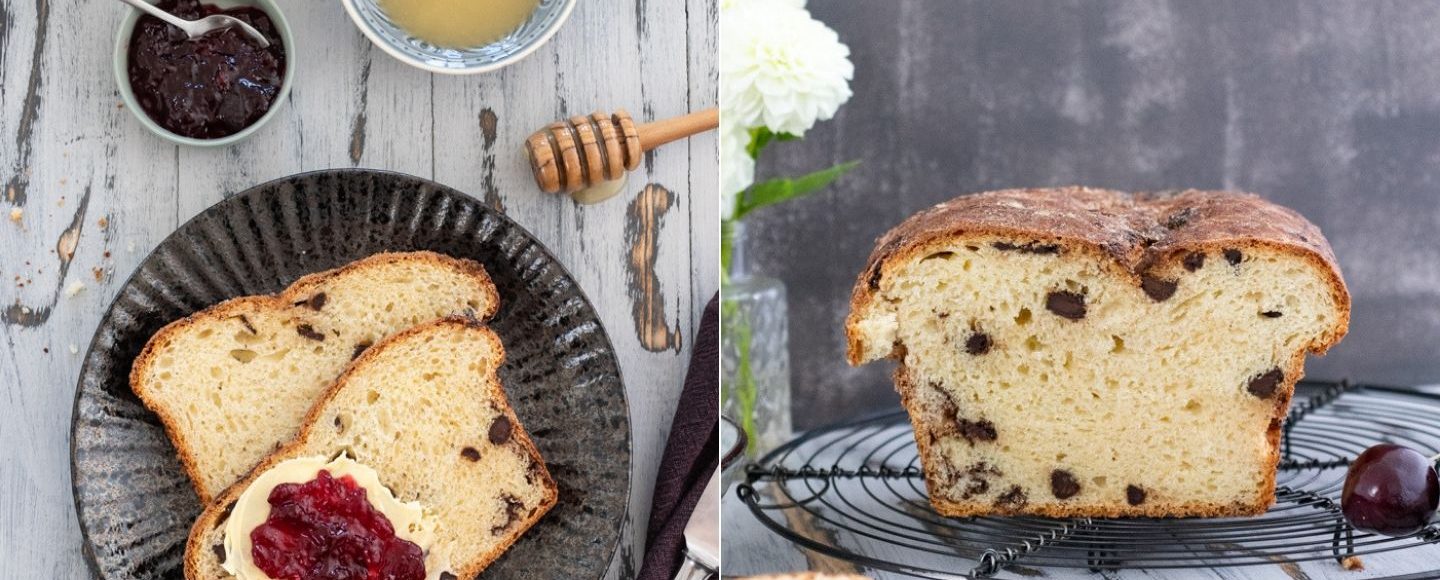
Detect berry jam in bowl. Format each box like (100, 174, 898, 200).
(113, 0, 294, 146)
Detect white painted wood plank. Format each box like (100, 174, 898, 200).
(688, 0, 720, 323)
(0, 0, 182, 577)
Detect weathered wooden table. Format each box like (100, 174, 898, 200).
(0, 0, 717, 577)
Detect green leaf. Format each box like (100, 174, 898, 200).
(721, 219, 736, 277)
(747, 127, 800, 159)
(733, 160, 860, 220)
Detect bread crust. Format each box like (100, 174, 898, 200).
(847, 187, 1350, 365)
(130, 251, 499, 504)
(182, 317, 558, 580)
(849, 188, 1350, 519)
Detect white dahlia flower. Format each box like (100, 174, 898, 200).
(720, 121, 754, 219)
(721, 2, 853, 137)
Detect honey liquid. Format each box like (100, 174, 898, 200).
(379, 0, 541, 49)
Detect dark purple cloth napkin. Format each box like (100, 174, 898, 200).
(638, 293, 720, 580)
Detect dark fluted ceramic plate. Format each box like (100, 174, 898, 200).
(71, 169, 630, 579)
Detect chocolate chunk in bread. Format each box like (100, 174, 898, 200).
(296, 292, 327, 311)
(964, 332, 992, 355)
(296, 324, 326, 341)
(1127, 485, 1148, 506)
(1183, 252, 1206, 272)
(489, 416, 513, 445)
(1045, 291, 1087, 320)
(1247, 368, 1285, 399)
(1051, 470, 1081, 499)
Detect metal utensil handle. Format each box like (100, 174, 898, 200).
(116, 0, 192, 30)
(673, 549, 717, 580)
(113, 0, 271, 47)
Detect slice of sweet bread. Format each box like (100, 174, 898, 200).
(184, 317, 555, 580)
(132, 251, 499, 503)
(847, 188, 1349, 518)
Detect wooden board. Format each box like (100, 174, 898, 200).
(0, 0, 717, 577)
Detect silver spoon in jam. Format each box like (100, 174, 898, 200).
(116, 0, 270, 48)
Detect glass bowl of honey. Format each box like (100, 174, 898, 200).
(342, 0, 574, 74)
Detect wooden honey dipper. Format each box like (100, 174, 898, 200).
(524, 107, 719, 203)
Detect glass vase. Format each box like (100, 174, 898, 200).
(721, 220, 792, 458)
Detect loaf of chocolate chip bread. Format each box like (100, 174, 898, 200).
(847, 188, 1349, 518)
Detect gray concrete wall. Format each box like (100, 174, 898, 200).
(742, 0, 1440, 428)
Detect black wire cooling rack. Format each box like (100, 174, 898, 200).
(736, 380, 1440, 579)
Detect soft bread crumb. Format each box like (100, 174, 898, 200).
(185, 320, 555, 580)
(848, 190, 1348, 518)
(1342, 556, 1364, 571)
(861, 240, 1340, 517)
(64, 280, 85, 297)
(132, 252, 499, 503)
(69, 343, 79, 354)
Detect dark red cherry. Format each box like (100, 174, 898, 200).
(1341, 443, 1439, 537)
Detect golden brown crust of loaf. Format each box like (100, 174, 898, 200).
(131, 251, 499, 504)
(182, 317, 557, 580)
(847, 187, 1350, 365)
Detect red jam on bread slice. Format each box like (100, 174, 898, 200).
(250, 470, 424, 580)
(222, 454, 450, 580)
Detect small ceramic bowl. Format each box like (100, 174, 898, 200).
(340, 0, 575, 75)
(114, 0, 295, 147)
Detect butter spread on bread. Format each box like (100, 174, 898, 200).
(222, 454, 449, 580)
